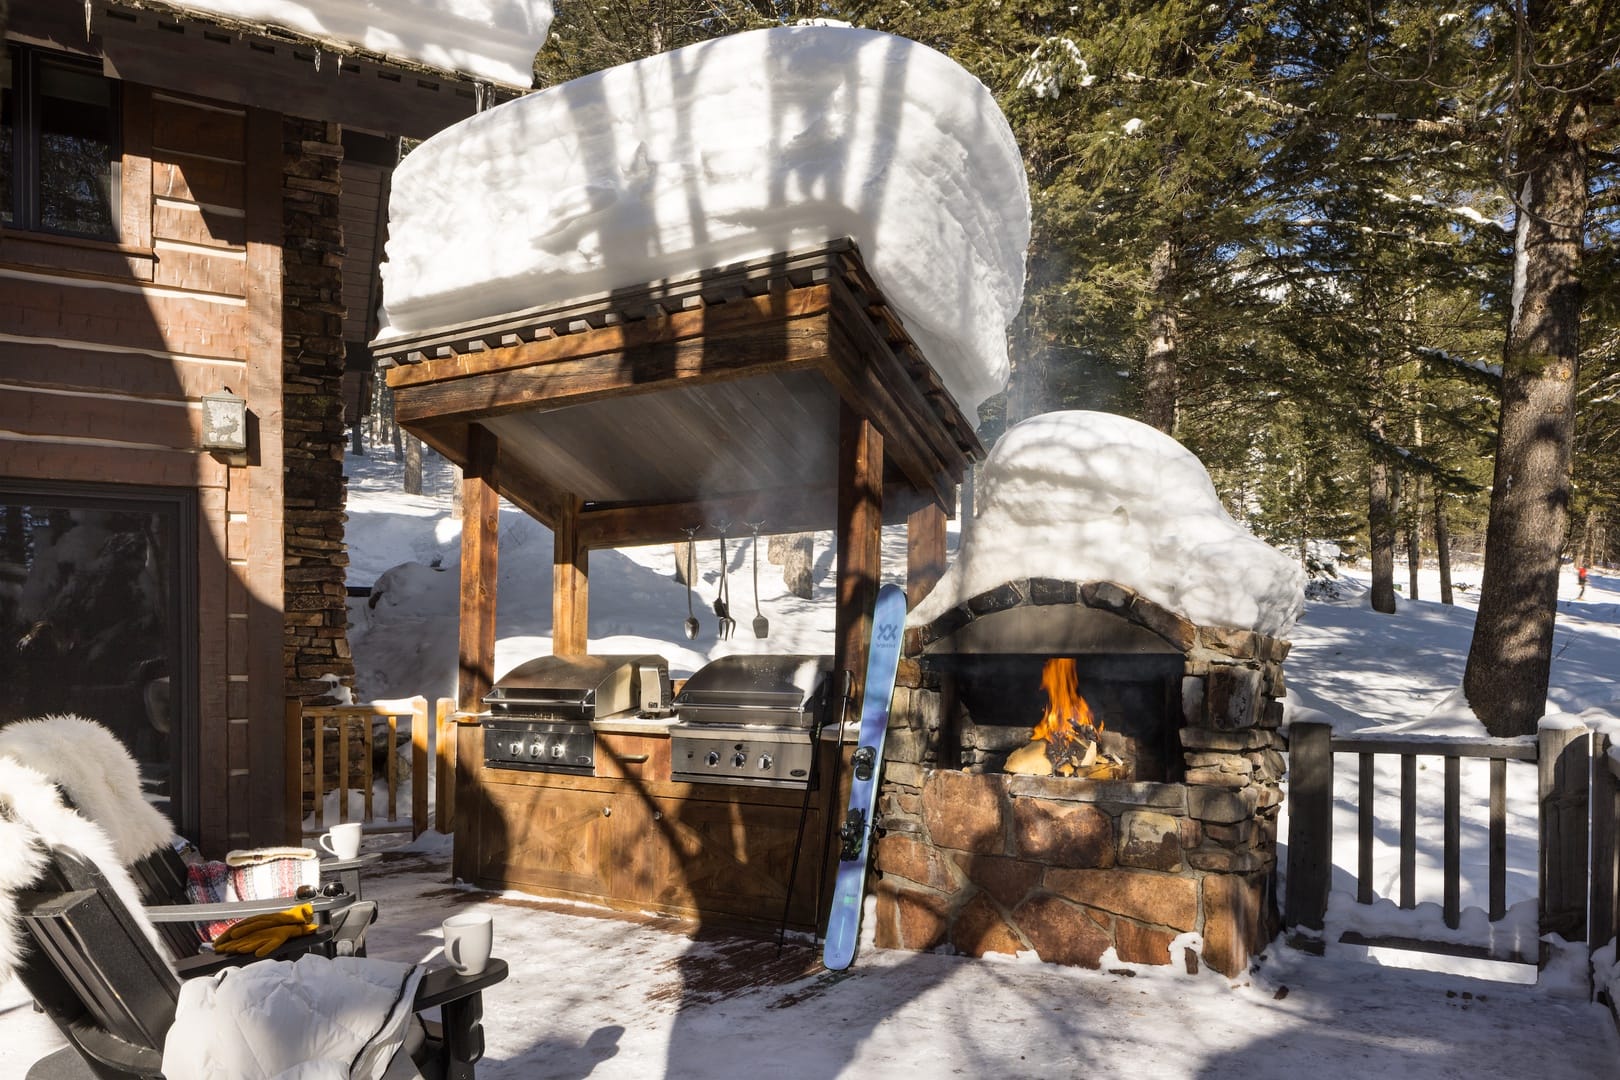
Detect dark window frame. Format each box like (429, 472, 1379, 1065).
(2, 43, 123, 242)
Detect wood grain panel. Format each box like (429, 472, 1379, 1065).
(0, 386, 199, 447)
(0, 235, 155, 281)
(152, 202, 247, 247)
(0, 343, 244, 401)
(151, 245, 247, 295)
(479, 783, 615, 896)
(0, 438, 221, 488)
(121, 84, 155, 252)
(153, 158, 246, 209)
(0, 276, 248, 358)
(151, 95, 246, 161)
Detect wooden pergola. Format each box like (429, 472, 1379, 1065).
(377, 240, 983, 709)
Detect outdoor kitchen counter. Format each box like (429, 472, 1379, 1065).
(455, 721, 849, 933)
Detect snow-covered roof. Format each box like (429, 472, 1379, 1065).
(910, 411, 1307, 637)
(375, 26, 1031, 420)
(142, 1, 553, 88)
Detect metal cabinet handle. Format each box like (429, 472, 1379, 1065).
(602, 806, 612, 817)
(620, 754, 650, 764)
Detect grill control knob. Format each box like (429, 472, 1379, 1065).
(758, 753, 773, 772)
(510, 740, 525, 756)
(705, 751, 720, 767)
(732, 751, 747, 768)
(551, 743, 565, 759)
(529, 741, 544, 758)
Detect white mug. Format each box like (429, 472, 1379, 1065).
(442, 912, 493, 976)
(318, 821, 362, 860)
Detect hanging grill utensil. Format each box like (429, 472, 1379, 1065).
(682, 527, 700, 640)
(749, 522, 769, 639)
(713, 525, 736, 640)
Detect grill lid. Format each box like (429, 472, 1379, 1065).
(674, 654, 833, 727)
(485, 653, 668, 717)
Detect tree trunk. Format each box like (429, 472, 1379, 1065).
(1463, 117, 1587, 737)
(1406, 474, 1423, 601)
(1369, 453, 1398, 614)
(1142, 239, 1180, 436)
(403, 435, 422, 496)
(1435, 489, 1454, 605)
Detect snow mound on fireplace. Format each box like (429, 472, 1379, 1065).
(376, 25, 1030, 419)
(912, 411, 1306, 637)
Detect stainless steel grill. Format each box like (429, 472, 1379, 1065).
(482, 654, 670, 774)
(670, 654, 834, 787)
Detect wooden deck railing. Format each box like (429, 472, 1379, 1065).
(1285, 720, 1590, 966)
(286, 696, 461, 839)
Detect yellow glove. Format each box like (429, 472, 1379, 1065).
(211, 904, 315, 947)
(212, 922, 316, 958)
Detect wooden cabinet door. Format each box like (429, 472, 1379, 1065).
(477, 782, 615, 900)
(646, 794, 826, 929)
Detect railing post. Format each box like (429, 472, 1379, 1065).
(1285, 721, 1334, 934)
(411, 696, 430, 838)
(1590, 728, 1618, 971)
(1539, 719, 1590, 947)
(284, 699, 305, 843)
(435, 697, 457, 834)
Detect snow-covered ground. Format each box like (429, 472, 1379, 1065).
(5, 442, 1619, 1077)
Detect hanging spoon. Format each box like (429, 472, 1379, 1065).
(749, 522, 769, 639)
(682, 527, 700, 640)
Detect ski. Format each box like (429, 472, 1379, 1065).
(822, 582, 907, 971)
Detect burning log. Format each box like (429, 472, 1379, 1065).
(1004, 658, 1129, 780)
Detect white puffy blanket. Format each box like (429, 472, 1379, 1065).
(161, 954, 426, 1080)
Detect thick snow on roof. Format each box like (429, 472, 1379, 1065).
(376, 26, 1030, 419)
(151, 1, 552, 87)
(911, 411, 1307, 637)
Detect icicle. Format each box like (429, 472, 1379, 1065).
(85, 0, 93, 39)
(475, 81, 490, 113)
(314, 49, 322, 74)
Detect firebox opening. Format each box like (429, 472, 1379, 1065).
(942, 652, 1185, 782)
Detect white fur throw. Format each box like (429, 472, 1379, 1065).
(0, 714, 176, 864)
(0, 756, 174, 983)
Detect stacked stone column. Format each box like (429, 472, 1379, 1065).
(875, 578, 1286, 977)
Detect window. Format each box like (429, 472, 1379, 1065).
(0, 483, 197, 835)
(1, 45, 120, 241)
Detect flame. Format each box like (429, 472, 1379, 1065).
(1031, 658, 1100, 742)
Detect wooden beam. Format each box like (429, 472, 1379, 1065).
(575, 482, 932, 550)
(552, 496, 589, 657)
(458, 425, 500, 713)
(835, 403, 883, 705)
(906, 501, 948, 610)
(390, 308, 831, 428)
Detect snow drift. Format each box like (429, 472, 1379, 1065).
(911, 411, 1306, 637)
(154, 1, 553, 87)
(376, 25, 1031, 420)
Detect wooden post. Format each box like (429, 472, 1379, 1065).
(553, 495, 589, 657)
(835, 404, 883, 705)
(1539, 720, 1590, 944)
(1284, 721, 1333, 933)
(458, 424, 500, 713)
(411, 696, 430, 838)
(435, 698, 457, 834)
(1590, 728, 1618, 959)
(905, 501, 947, 611)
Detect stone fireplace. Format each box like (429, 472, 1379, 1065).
(874, 577, 1289, 977)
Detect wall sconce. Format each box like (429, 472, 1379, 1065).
(201, 388, 248, 453)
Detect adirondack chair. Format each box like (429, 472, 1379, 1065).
(15, 845, 504, 1080)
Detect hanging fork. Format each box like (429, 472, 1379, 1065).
(712, 522, 736, 640)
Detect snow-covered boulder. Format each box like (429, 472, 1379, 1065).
(155, 1, 553, 87)
(377, 25, 1030, 420)
(912, 411, 1306, 637)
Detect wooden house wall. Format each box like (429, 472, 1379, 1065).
(0, 81, 287, 853)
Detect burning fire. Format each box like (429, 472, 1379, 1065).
(1032, 658, 1100, 745)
